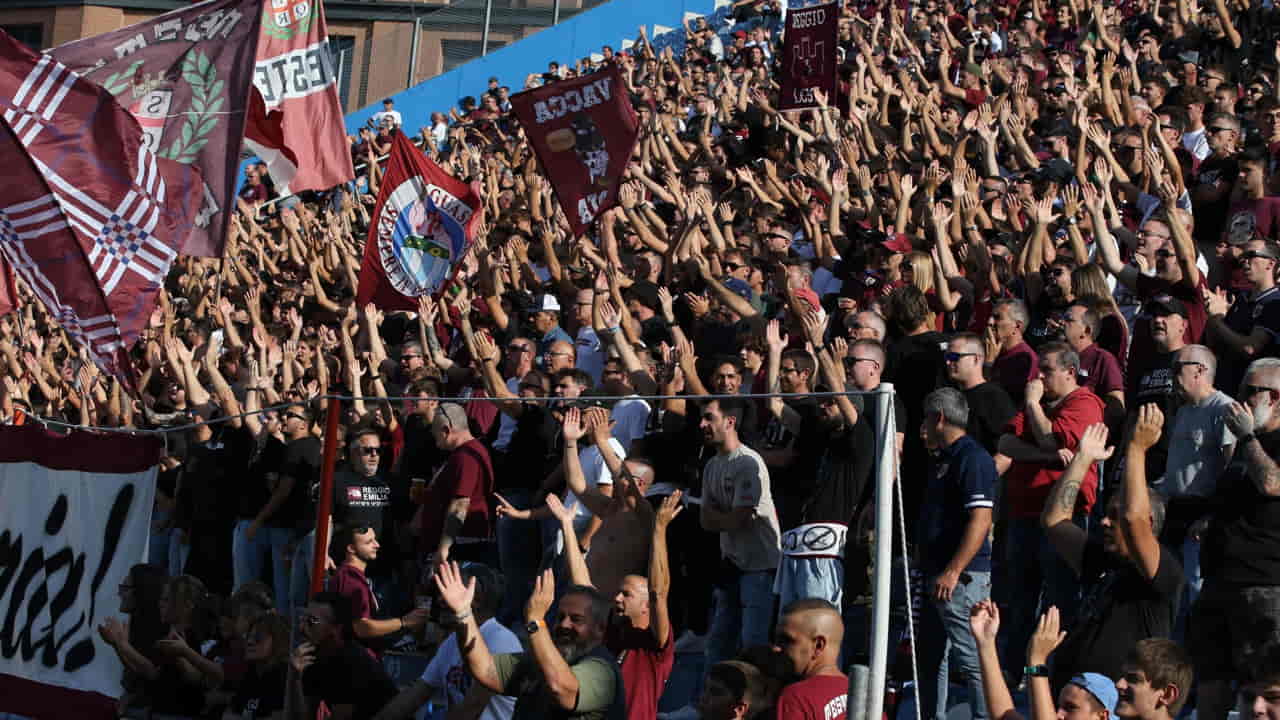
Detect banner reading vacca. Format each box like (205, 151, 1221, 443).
(0, 426, 160, 720)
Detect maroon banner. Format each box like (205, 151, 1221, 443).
(509, 64, 639, 236)
(779, 2, 839, 112)
(356, 132, 483, 312)
(49, 0, 262, 258)
(0, 30, 203, 387)
(243, 0, 354, 197)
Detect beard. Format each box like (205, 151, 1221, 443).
(554, 630, 590, 663)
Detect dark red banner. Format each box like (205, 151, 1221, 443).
(509, 63, 639, 236)
(356, 132, 483, 312)
(779, 2, 839, 112)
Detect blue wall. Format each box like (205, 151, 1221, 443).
(344, 0, 738, 133)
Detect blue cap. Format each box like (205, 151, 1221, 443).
(1071, 673, 1118, 715)
(722, 277, 753, 302)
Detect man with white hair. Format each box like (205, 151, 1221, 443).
(1192, 358, 1280, 720)
(1158, 344, 1236, 622)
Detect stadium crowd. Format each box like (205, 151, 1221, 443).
(5, 0, 1280, 717)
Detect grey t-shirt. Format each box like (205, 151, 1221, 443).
(1157, 389, 1236, 498)
(702, 445, 781, 572)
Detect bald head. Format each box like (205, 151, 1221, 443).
(775, 599, 844, 677)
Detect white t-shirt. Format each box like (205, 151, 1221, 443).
(575, 327, 606, 385)
(421, 617, 520, 720)
(610, 396, 651, 452)
(494, 376, 520, 452)
(563, 437, 628, 535)
(374, 109, 403, 128)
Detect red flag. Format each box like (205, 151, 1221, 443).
(778, 2, 839, 111)
(509, 64, 639, 236)
(0, 256, 17, 317)
(0, 30, 203, 386)
(356, 132, 483, 312)
(244, 0, 354, 195)
(48, 0, 263, 258)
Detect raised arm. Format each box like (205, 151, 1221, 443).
(1123, 405, 1166, 580)
(1040, 423, 1114, 575)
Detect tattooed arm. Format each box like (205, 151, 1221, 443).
(1039, 442, 1096, 577)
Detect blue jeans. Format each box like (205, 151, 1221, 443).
(496, 489, 541, 626)
(774, 555, 843, 609)
(1000, 516, 1082, 675)
(918, 571, 991, 720)
(706, 567, 776, 668)
(233, 519, 294, 612)
(1174, 536, 1202, 642)
(290, 529, 316, 618)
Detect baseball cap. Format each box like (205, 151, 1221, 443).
(882, 233, 914, 254)
(1070, 673, 1118, 716)
(1144, 294, 1188, 318)
(722, 277, 753, 302)
(534, 293, 561, 313)
(733, 30, 748, 39)
(792, 287, 821, 312)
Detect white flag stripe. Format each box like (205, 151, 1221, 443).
(25, 61, 67, 120)
(10, 54, 50, 107)
(41, 70, 75, 121)
(8, 206, 60, 227)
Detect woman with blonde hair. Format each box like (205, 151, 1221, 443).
(901, 249, 959, 331)
(1071, 263, 1130, 372)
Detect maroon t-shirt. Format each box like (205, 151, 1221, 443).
(607, 624, 675, 720)
(328, 564, 380, 659)
(992, 341, 1039, 405)
(1003, 386, 1106, 518)
(418, 439, 494, 552)
(775, 673, 849, 720)
(1077, 344, 1124, 396)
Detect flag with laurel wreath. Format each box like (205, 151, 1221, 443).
(48, 0, 263, 258)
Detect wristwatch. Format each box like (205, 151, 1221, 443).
(526, 619, 546, 635)
(1024, 664, 1049, 678)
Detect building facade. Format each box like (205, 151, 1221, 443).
(0, 0, 599, 115)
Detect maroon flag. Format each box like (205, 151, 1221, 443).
(0, 30, 203, 386)
(356, 132, 483, 312)
(510, 64, 639, 236)
(779, 2, 838, 112)
(48, 0, 262, 257)
(0, 257, 16, 317)
(243, 0, 354, 196)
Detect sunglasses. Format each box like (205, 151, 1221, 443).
(1172, 360, 1206, 372)
(1243, 385, 1280, 399)
(507, 346, 532, 354)
(1241, 251, 1279, 262)
(724, 262, 744, 271)
(944, 351, 977, 363)
(1207, 126, 1235, 134)
(285, 412, 306, 422)
(400, 354, 421, 361)
(357, 446, 381, 456)
(300, 614, 324, 626)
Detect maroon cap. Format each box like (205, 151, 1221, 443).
(882, 233, 914, 254)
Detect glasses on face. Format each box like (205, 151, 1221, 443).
(400, 354, 421, 362)
(548, 351, 572, 359)
(1243, 384, 1280, 400)
(507, 345, 532, 354)
(285, 412, 306, 422)
(1048, 267, 1069, 277)
(1137, 229, 1171, 240)
(724, 262, 744, 272)
(1154, 249, 1175, 259)
(357, 446, 381, 456)
(1173, 360, 1206, 373)
(944, 351, 977, 363)
(1207, 126, 1236, 135)
(780, 366, 799, 375)
(844, 357, 878, 368)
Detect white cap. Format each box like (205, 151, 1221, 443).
(535, 294, 561, 312)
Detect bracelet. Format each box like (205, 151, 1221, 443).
(966, 224, 978, 231)
(605, 326, 621, 334)
(454, 610, 473, 623)
(1024, 664, 1049, 678)
(814, 344, 827, 354)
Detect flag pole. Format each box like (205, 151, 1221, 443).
(309, 396, 342, 599)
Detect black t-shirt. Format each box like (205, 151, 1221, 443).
(280, 436, 323, 534)
(800, 411, 875, 527)
(1192, 154, 1239, 246)
(500, 404, 560, 492)
(240, 435, 286, 519)
(1051, 538, 1183, 692)
(231, 663, 287, 718)
(963, 382, 1017, 456)
(332, 469, 392, 537)
(886, 331, 948, 536)
(302, 644, 399, 718)
(1202, 429, 1280, 586)
(762, 398, 823, 530)
(1215, 287, 1280, 396)
(1126, 349, 1181, 479)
